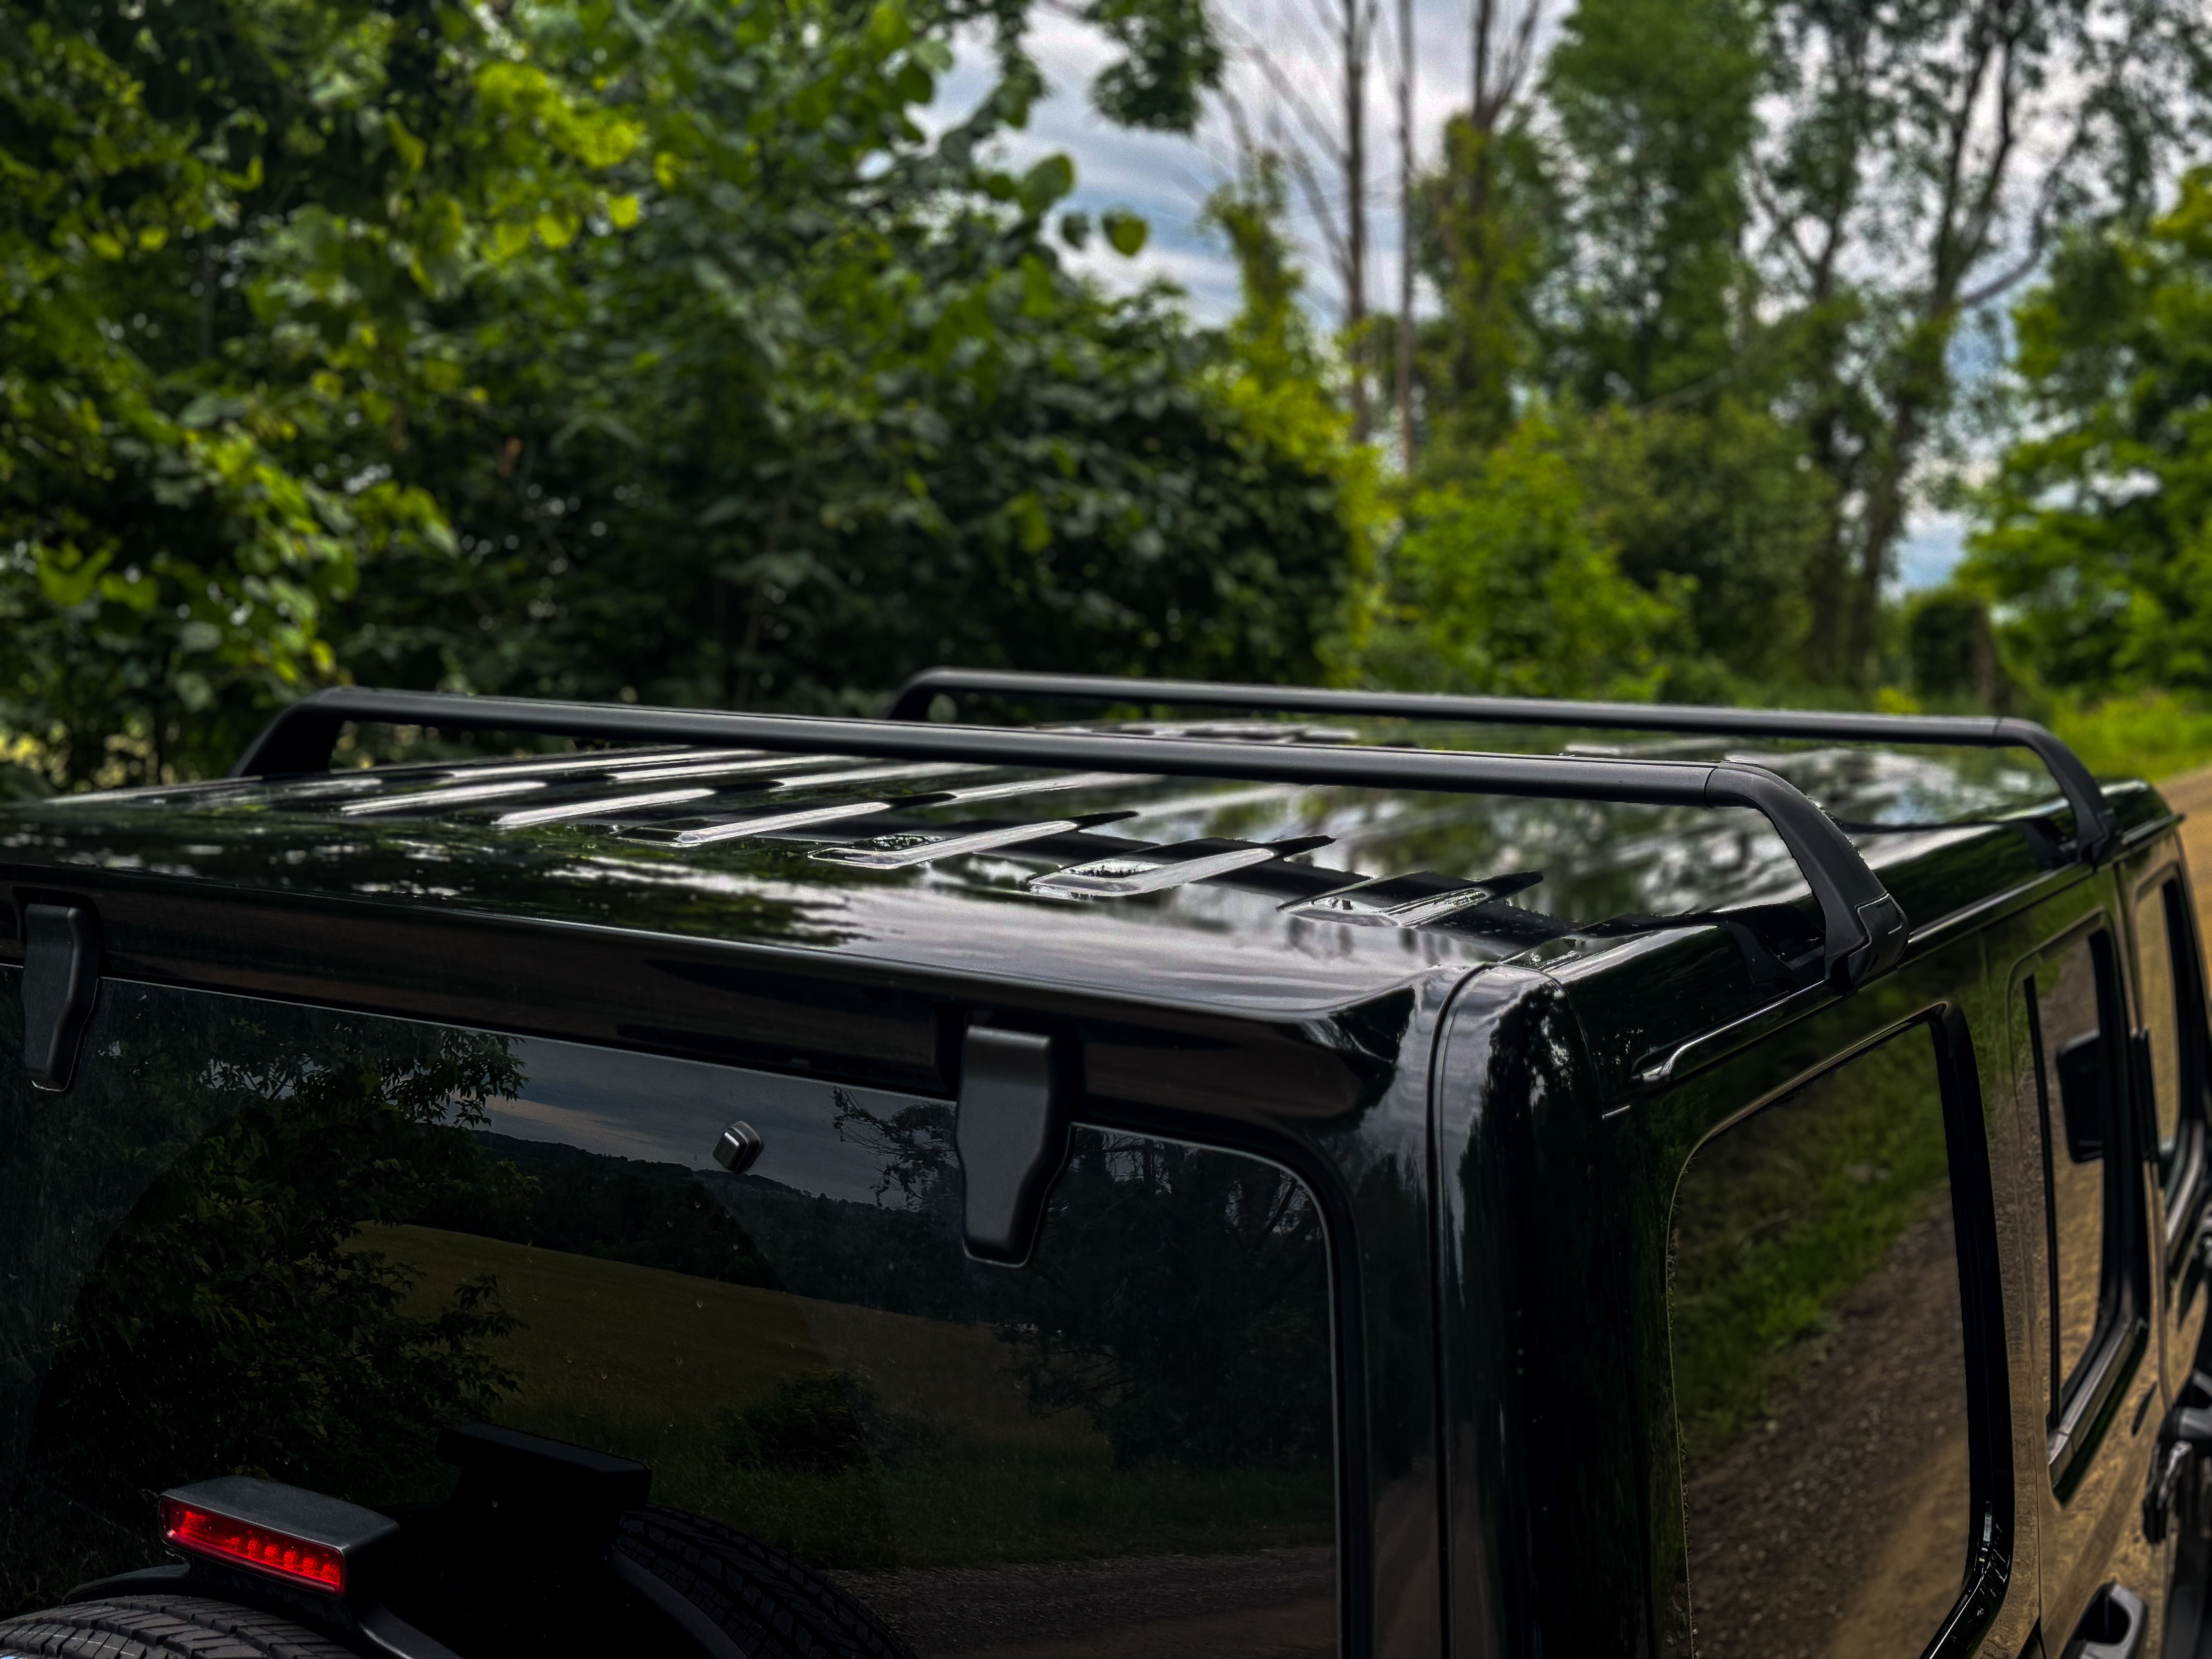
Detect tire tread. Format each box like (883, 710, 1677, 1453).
(0, 1597, 351, 1659)
(617, 1507, 911, 1659)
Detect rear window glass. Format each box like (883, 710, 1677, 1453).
(0, 979, 1338, 1658)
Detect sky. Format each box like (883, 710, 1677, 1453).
(925, 6, 1970, 593)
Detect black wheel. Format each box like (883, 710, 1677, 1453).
(0, 1595, 354, 1658)
(617, 1506, 912, 1659)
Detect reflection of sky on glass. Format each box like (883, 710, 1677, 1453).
(488, 1037, 931, 1205)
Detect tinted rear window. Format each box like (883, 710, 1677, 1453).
(0, 978, 1338, 1658)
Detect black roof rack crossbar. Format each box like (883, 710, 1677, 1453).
(884, 668, 2118, 863)
(235, 687, 1906, 990)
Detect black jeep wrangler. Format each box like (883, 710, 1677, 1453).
(0, 669, 2205, 1659)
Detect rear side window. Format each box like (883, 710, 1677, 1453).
(0, 983, 1339, 1659)
(1667, 1025, 1972, 1659)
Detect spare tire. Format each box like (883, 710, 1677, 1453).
(617, 1506, 911, 1659)
(0, 1594, 354, 1659)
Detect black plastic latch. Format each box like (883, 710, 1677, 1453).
(955, 1027, 1069, 1267)
(21, 903, 101, 1092)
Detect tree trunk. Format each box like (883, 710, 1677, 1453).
(1395, 0, 1414, 469)
(1840, 325, 1946, 688)
(1344, 0, 1369, 441)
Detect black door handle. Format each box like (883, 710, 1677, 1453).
(2064, 1582, 2147, 1659)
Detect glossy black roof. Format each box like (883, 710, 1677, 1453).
(0, 717, 2167, 1041)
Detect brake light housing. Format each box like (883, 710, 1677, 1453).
(157, 1476, 399, 1601)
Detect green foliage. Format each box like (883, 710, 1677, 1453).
(1401, 0, 1824, 702)
(1198, 157, 1377, 678)
(0, 0, 634, 784)
(1084, 0, 1223, 132)
(1542, 0, 1760, 404)
(2051, 692, 2212, 784)
(1357, 411, 1686, 698)
(4, 0, 1353, 782)
(15, 0, 2212, 766)
(1900, 587, 2009, 708)
(1415, 117, 1552, 455)
(1568, 399, 1827, 690)
(1967, 172, 2212, 701)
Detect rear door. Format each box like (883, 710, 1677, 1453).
(2010, 918, 2166, 1655)
(2127, 856, 2212, 1390)
(2124, 851, 2212, 1646)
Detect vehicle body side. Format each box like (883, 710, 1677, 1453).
(1419, 790, 2203, 1658)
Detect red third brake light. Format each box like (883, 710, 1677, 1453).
(161, 1496, 345, 1591)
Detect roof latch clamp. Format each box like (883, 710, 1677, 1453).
(21, 902, 101, 1093)
(955, 1027, 1070, 1267)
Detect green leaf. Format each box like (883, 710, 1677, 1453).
(1102, 208, 1148, 257)
(1018, 155, 1075, 215)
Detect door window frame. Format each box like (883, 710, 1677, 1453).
(2016, 917, 2152, 1496)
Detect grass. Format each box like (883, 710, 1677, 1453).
(368, 1224, 1333, 1571)
(2051, 690, 2212, 783)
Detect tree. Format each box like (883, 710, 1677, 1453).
(337, 34, 1365, 711)
(1753, 0, 2212, 688)
(1355, 409, 1687, 697)
(3, 0, 1363, 785)
(1413, 114, 1550, 460)
(1541, 0, 1762, 408)
(0, 0, 645, 785)
(1965, 172, 2212, 697)
(1208, 0, 1385, 441)
(1406, 0, 1816, 691)
(1569, 398, 1830, 692)
(1410, 0, 1544, 461)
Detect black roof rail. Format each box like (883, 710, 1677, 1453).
(233, 686, 1909, 991)
(884, 668, 2119, 864)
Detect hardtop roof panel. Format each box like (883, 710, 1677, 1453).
(0, 739, 2129, 1027)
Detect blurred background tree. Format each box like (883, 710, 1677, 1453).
(2, 0, 1354, 785)
(8, 0, 2212, 787)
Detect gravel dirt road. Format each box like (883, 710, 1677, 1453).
(2164, 768, 2212, 942)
